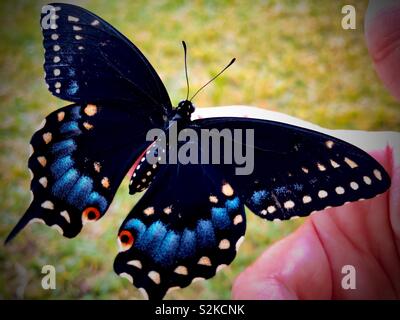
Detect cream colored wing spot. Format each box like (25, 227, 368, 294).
(78, 46, 84, 50)
(29, 168, 34, 180)
(53, 68, 61, 76)
(84, 104, 97, 116)
(91, 19, 100, 26)
(72, 25, 82, 31)
(330, 159, 340, 168)
(39, 177, 48, 188)
(42, 132, 52, 144)
(218, 239, 230, 249)
(68, 15, 79, 22)
(344, 157, 358, 169)
(148, 271, 161, 284)
(127, 260, 142, 269)
(260, 209, 267, 215)
(373, 169, 382, 181)
(267, 205, 276, 214)
(119, 272, 133, 284)
(335, 186, 345, 194)
(143, 207, 154, 216)
(41, 200, 54, 210)
(51, 33, 59, 40)
(174, 265, 188, 275)
(216, 264, 227, 273)
(284, 200, 295, 209)
(222, 183, 234, 196)
(363, 176, 372, 185)
(28, 218, 46, 226)
(317, 163, 326, 171)
(57, 111, 64, 121)
(350, 181, 359, 190)
(55, 89, 60, 94)
(29, 144, 34, 158)
(209, 195, 218, 204)
(302, 167, 309, 174)
(233, 214, 243, 225)
(318, 190, 328, 198)
(325, 140, 334, 149)
(101, 177, 110, 189)
(302, 195, 312, 203)
(53, 45, 60, 52)
(146, 171, 151, 176)
(60, 210, 71, 223)
(163, 206, 172, 214)
(235, 236, 245, 251)
(38, 118, 46, 130)
(83, 122, 93, 130)
(138, 288, 149, 300)
(198, 256, 212, 266)
(191, 277, 205, 284)
(94, 162, 101, 173)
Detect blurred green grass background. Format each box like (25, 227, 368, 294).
(0, 0, 399, 299)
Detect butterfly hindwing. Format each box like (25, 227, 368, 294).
(192, 117, 391, 221)
(41, 3, 172, 112)
(114, 162, 246, 299)
(6, 103, 156, 242)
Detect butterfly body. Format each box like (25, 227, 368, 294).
(6, 3, 391, 300)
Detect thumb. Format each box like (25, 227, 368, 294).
(232, 221, 332, 300)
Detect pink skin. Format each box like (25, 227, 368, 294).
(365, 2, 400, 101)
(231, 3, 400, 299)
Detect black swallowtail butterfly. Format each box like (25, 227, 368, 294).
(6, 3, 390, 299)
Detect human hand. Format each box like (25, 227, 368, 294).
(198, 1, 400, 299)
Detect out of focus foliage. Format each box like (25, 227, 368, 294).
(0, 0, 398, 299)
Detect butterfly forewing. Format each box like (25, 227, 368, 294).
(42, 3, 172, 111)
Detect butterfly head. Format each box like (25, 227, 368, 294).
(176, 100, 195, 119)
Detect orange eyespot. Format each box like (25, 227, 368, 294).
(82, 207, 101, 224)
(118, 230, 134, 251)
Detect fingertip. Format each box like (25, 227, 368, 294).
(365, 1, 400, 101)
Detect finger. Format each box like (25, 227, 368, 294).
(365, 0, 400, 101)
(232, 221, 332, 299)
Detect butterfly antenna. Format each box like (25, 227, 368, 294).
(190, 58, 236, 101)
(182, 41, 190, 101)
